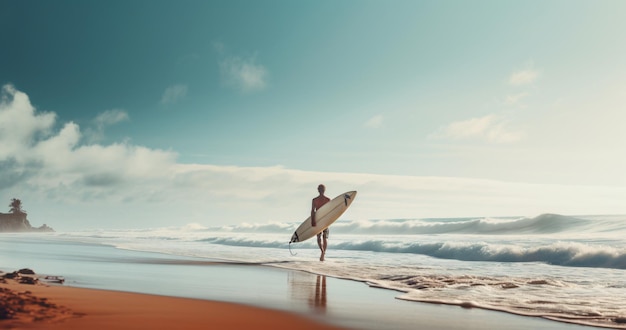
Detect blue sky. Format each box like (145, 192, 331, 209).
(1, 1, 625, 229)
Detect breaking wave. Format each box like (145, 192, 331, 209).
(204, 213, 596, 235)
(193, 236, 626, 269)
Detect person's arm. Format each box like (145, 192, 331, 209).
(311, 199, 317, 226)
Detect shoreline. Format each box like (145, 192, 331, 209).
(0, 235, 613, 330)
(2, 267, 605, 330)
(0, 277, 348, 330)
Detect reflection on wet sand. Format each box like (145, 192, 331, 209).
(311, 275, 327, 313)
(288, 272, 327, 314)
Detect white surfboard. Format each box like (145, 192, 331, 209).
(289, 191, 357, 243)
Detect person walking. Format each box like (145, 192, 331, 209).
(311, 184, 331, 261)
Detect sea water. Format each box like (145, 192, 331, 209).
(3, 213, 626, 329)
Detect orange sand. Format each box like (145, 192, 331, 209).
(0, 279, 348, 330)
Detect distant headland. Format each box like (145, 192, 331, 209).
(0, 198, 54, 232)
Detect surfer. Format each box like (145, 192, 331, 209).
(311, 184, 331, 261)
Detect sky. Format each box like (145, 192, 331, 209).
(1, 0, 625, 230)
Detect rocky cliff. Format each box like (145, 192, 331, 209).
(0, 213, 54, 232)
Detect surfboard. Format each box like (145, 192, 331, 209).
(289, 191, 357, 244)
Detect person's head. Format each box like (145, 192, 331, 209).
(317, 184, 326, 194)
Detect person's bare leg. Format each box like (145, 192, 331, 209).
(317, 234, 325, 261)
(321, 236, 327, 261)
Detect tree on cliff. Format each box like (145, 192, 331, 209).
(1, 198, 52, 232)
(9, 198, 25, 214)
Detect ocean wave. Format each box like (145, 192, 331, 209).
(201, 222, 297, 233)
(196, 237, 284, 249)
(193, 236, 626, 270)
(334, 240, 626, 269)
(337, 214, 594, 235)
(200, 213, 591, 235)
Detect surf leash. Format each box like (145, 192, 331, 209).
(288, 242, 297, 256)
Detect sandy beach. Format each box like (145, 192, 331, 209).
(1, 267, 603, 330)
(0, 275, 347, 330)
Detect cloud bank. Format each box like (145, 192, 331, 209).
(0, 84, 176, 200)
(1, 85, 623, 229)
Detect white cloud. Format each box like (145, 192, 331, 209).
(33, 122, 81, 164)
(85, 109, 129, 143)
(365, 114, 384, 128)
(0, 84, 177, 198)
(503, 92, 529, 106)
(95, 109, 128, 127)
(0, 85, 56, 160)
(509, 69, 539, 86)
(160, 84, 188, 104)
(220, 56, 268, 92)
(431, 114, 523, 143)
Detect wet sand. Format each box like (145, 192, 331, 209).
(1, 268, 600, 330)
(0, 277, 348, 330)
